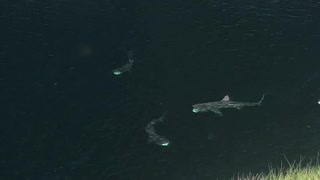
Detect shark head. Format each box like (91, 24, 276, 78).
(192, 108, 200, 113)
(113, 70, 122, 75)
(159, 141, 170, 146)
(155, 136, 170, 146)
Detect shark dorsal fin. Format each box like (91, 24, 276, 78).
(221, 95, 230, 101)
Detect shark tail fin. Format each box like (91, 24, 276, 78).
(155, 112, 167, 123)
(160, 112, 167, 120)
(258, 93, 265, 106)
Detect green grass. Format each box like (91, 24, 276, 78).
(230, 157, 320, 180)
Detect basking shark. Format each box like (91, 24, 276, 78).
(113, 59, 134, 75)
(113, 50, 135, 75)
(145, 113, 170, 146)
(192, 94, 265, 116)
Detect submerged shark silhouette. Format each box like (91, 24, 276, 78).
(145, 113, 170, 146)
(192, 94, 265, 116)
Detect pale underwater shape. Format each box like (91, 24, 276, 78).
(112, 59, 134, 76)
(192, 94, 264, 116)
(146, 113, 170, 147)
(207, 132, 216, 140)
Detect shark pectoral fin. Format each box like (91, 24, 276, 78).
(212, 109, 223, 116)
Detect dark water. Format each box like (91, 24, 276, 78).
(2, 0, 320, 179)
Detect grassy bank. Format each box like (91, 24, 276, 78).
(230, 158, 320, 180)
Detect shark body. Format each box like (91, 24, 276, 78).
(145, 113, 170, 146)
(113, 59, 134, 75)
(113, 50, 136, 76)
(192, 94, 265, 116)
